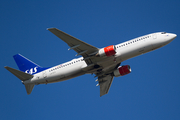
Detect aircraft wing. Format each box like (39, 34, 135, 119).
(96, 63, 120, 97)
(97, 75, 114, 97)
(48, 28, 99, 65)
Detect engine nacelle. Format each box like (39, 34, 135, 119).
(98, 45, 116, 57)
(113, 65, 131, 77)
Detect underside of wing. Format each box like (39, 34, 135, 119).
(48, 28, 99, 64)
(96, 63, 121, 97)
(98, 75, 114, 97)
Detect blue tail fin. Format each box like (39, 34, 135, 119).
(13, 54, 47, 75)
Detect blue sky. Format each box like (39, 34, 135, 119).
(1, 0, 180, 119)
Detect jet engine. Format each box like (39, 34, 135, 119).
(113, 65, 131, 77)
(97, 45, 116, 57)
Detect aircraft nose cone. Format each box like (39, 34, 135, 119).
(168, 33, 177, 41)
(173, 34, 177, 39)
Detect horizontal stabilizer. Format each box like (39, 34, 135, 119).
(4, 66, 33, 81)
(25, 84, 34, 95)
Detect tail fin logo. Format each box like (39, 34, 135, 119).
(25, 67, 38, 74)
(13, 54, 49, 75)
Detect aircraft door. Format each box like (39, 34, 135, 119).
(153, 33, 157, 39)
(139, 37, 145, 54)
(43, 71, 47, 78)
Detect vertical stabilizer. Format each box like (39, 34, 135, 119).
(13, 54, 48, 75)
(5, 54, 49, 95)
(13, 54, 41, 72)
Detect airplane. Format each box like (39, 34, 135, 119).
(5, 28, 177, 96)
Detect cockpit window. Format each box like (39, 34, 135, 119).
(161, 32, 166, 34)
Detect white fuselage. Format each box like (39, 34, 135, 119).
(23, 32, 176, 85)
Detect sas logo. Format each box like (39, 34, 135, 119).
(25, 67, 38, 74)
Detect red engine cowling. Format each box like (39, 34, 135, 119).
(113, 65, 131, 77)
(98, 45, 116, 57)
